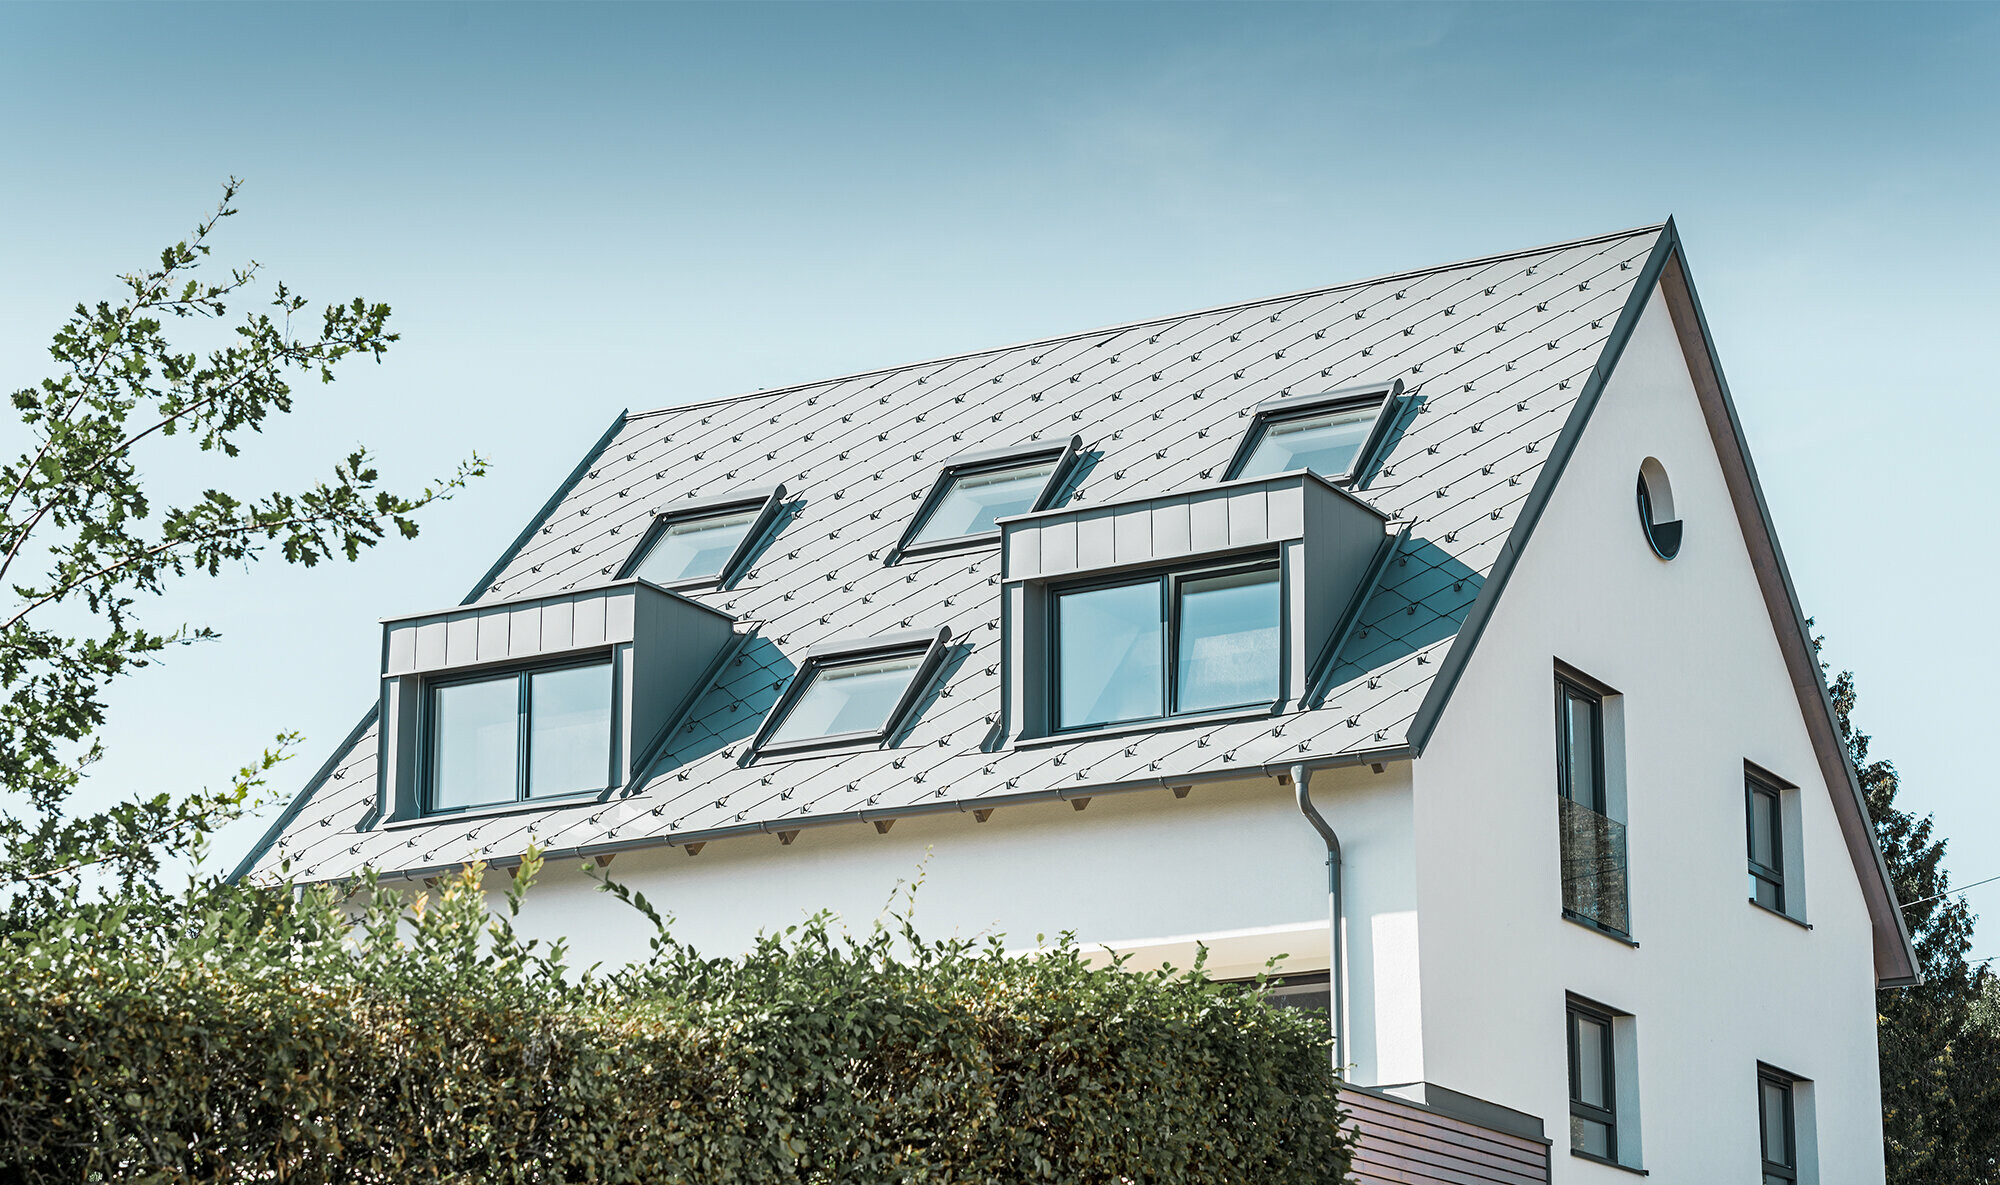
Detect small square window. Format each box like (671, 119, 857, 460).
(621, 486, 784, 589)
(1759, 1070, 1798, 1183)
(752, 629, 951, 757)
(425, 659, 613, 813)
(1052, 560, 1281, 731)
(897, 439, 1079, 558)
(1225, 381, 1402, 486)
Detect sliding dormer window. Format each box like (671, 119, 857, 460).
(1226, 379, 1403, 487)
(620, 485, 785, 590)
(896, 437, 1080, 559)
(750, 628, 952, 759)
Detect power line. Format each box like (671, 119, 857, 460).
(1906, 873, 2000, 910)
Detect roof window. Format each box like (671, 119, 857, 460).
(1226, 379, 1403, 487)
(620, 485, 785, 589)
(750, 628, 951, 758)
(896, 437, 1080, 559)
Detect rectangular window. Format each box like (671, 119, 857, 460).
(910, 459, 1060, 547)
(1759, 1071, 1797, 1184)
(1556, 674, 1628, 936)
(426, 659, 613, 812)
(1225, 380, 1402, 486)
(1568, 1001, 1618, 1162)
(1556, 677, 1604, 811)
(767, 652, 927, 747)
(751, 628, 952, 759)
(1748, 771, 1786, 913)
(631, 507, 760, 584)
(1052, 560, 1280, 731)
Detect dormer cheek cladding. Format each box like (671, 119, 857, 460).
(997, 472, 1392, 741)
(372, 580, 738, 824)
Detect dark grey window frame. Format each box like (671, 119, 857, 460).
(893, 437, 1081, 562)
(1636, 469, 1683, 560)
(1222, 378, 1404, 487)
(1047, 554, 1283, 735)
(1567, 998, 1620, 1165)
(747, 627, 953, 761)
(1556, 675, 1607, 813)
(420, 653, 617, 815)
(1747, 767, 1788, 915)
(616, 483, 787, 591)
(1758, 1066, 1798, 1184)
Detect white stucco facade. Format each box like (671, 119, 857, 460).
(1409, 283, 1883, 1182)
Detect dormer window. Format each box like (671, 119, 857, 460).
(896, 437, 1080, 559)
(1054, 559, 1282, 730)
(428, 659, 614, 812)
(620, 485, 785, 589)
(1226, 379, 1403, 486)
(750, 628, 951, 758)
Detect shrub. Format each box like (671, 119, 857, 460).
(0, 854, 1354, 1183)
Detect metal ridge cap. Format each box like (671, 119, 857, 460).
(623, 224, 1671, 421)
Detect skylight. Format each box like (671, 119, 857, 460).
(767, 653, 926, 746)
(896, 437, 1080, 558)
(753, 628, 951, 757)
(1226, 380, 1403, 486)
(620, 484, 785, 589)
(632, 508, 759, 584)
(910, 460, 1057, 547)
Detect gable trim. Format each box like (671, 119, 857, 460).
(1404, 221, 1917, 987)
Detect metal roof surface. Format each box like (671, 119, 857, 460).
(247, 225, 1666, 882)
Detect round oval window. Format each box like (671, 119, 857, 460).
(1636, 457, 1682, 559)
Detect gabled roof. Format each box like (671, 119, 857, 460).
(238, 226, 1669, 884)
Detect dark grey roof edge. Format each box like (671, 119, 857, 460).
(1655, 239, 1918, 988)
(460, 409, 629, 605)
(1398, 221, 1917, 988)
(225, 704, 380, 885)
(623, 224, 1670, 423)
(1402, 231, 1675, 756)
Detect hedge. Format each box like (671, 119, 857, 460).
(0, 854, 1355, 1183)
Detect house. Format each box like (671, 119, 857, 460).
(236, 222, 1914, 1184)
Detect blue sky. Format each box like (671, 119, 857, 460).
(3, 2, 1995, 954)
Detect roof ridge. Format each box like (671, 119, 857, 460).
(626, 221, 1667, 423)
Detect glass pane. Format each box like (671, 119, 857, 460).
(1236, 402, 1383, 480)
(430, 675, 519, 810)
(1573, 1015, 1610, 1108)
(1056, 580, 1163, 729)
(1750, 786, 1779, 868)
(633, 509, 758, 583)
(528, 664, 612, 797)
(1174, 566, 1280, 713)
(1570, 1116, 1612, 1158)
(1762, 1080, 1792, 1165)
(1754, 873, 1785, 911)
(910, 460, 1057, 545)
(1561, 689, 1600, 809)
(769, 653, 924, 745)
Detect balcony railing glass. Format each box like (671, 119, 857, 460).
(1559, 796, 1630, 936)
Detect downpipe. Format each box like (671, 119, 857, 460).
(1291, 762, 1346, 1077)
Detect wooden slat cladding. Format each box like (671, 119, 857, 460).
(1342, 1088, 1550, 1185)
